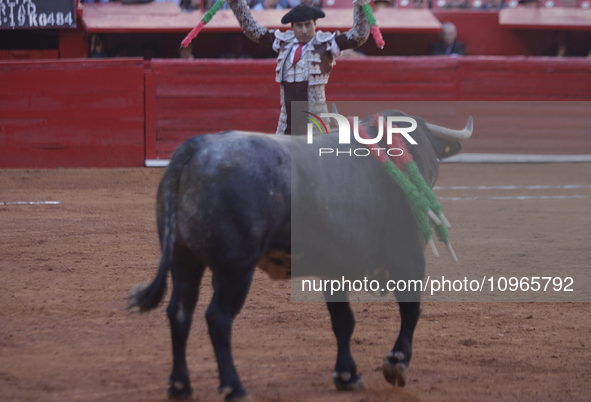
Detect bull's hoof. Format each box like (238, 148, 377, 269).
(333, 371, 366, 391)
(167, 381, 193, 400)
(382, 353, 409, 387)
(219, 385, 250, 402)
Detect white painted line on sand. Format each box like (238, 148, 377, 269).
(434, 185, 591, 190)
(443, 154, 591, 163)
(0, 201, 61, 206)
(438, 195, 590, 201)
(145, 159, 169, 167)
(147, 154, 591, 167)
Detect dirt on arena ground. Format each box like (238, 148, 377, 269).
(1, 164, 590, 402)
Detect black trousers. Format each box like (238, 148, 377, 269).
(283, 81, 309, 136)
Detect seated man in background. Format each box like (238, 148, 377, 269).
(430, 22, 465, 56)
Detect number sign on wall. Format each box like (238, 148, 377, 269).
(0, 0, 76, 30)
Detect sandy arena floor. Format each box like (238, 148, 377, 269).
(1, 164, 590, 402)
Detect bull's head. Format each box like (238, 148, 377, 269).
(422, 116, 473, 160)
(363, 110, 473, 187)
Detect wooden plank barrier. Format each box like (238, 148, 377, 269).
(457, 57, 591, 154)
(0, 58, 145, 168)
(149, 57, 591, 159)
(1, 57, 590, 167)
(149, 59, 279, 159)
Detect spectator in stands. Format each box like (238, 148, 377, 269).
(544, 31, 575, 57)
(443, 0, 468, 8)
(115, 42, 131, 57)
(374, 0, 394, 8)
(480, 0, 506, 9)
(261, 0, 291, 9)
(178, 0, 192, 11)
(222, 0, 264, 10)
(430, 22, 465, 56)
(221, 34, 253, 58)
(284, 0, 323, 7)
(179, 42, 195, 59)
(561, 0, 578, 7)
(121, 0, 154, 4)
(143, 42, 159, 60)
(90, 34, 108, 58)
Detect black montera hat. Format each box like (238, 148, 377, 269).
(281, 4, 325, 24)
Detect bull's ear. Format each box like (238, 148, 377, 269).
(438, 142, 462, 159)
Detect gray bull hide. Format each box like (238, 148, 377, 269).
(130, 110, 472, 401)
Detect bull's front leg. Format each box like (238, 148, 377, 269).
(324, 290, 366, 391)
(206, 267, 255, 402)
(382, 301, 421, 387)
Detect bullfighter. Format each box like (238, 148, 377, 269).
(227, 0, 370, 134)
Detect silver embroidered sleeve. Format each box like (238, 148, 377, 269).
(344, 3, 370, 46)
(228, 0, 269, 44)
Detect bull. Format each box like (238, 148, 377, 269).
(129, 110, 473, 401)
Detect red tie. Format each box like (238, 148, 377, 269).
(293, 43, 302, 65)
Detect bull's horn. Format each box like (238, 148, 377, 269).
(426, 116, 473, 141)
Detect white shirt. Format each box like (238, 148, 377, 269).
(288, 38, 313, 64)
(289, 36, 342, 63)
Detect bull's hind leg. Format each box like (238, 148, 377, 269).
(206, 265, 255, 402)
(324, 290, 366, 391)
(166, 246, 206, 400)
(383, 301, 421, 387)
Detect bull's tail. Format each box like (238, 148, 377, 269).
(128, 142, 195, 312)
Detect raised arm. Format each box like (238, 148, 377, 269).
(227, 0, 275, 47)
(335, 0, 370, 51)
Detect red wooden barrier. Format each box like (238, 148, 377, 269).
(0, 58, 145, 168)
(456, 57, 591, 154)
(1, 57, 590, 168)
(149, 59, 280, 159)
(147, 57, 591, 159)
(0, 50, 59, 61)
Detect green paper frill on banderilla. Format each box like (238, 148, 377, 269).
(361, 4, 385, 49)
(382, 160, 433, 241)
(355, 114, 457, 261)
(180, 0, 225, 48)
(382, 159, 457, 262)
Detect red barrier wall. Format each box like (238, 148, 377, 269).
(0, 59, 145, 168)
(0, 50, 59, 60)
(147, 59, 280, 159)
(2, 57, 590, 168)
(147, 57, 591, 159)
